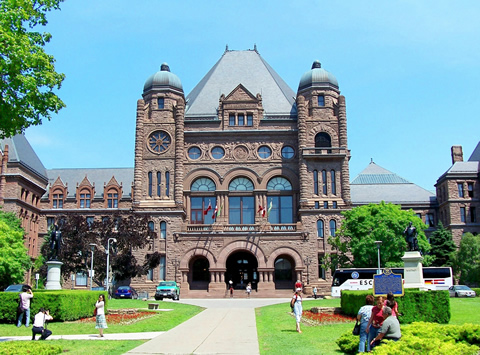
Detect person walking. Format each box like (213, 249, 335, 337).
(291, 288, 303, 333)
(229, 280, 234, 298)
(17, 286, 33, 327)
(95, 294, 108, 337)
(357, 294, 374, 352)
(313, 286, 317, 299)
(31, 308, 53, 340)
(246, 283, 252, 298)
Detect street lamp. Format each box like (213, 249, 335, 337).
(304, 256, 313, 285)
(106, 238, 117, 298)
(89, 243, 97, 290)
(374, 241, 382, 275)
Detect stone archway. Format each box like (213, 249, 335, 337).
(189, 256, 210, 290)
(225, 251, 259, 291)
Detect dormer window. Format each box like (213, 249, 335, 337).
(157, 97, 164, 109)
(228, 113, 254, 127)
(79, 191, 91, 208)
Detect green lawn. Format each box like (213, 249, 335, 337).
(256, 297, 480, 355)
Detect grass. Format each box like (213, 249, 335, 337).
(256, 297, 480, 355)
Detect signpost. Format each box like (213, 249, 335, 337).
(373, 268, 404, 296)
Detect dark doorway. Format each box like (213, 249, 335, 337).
(189, 256, 209, 290)
(225, 251, 258, 290)
(274, 255, 295, 289)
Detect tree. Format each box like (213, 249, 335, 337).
(451, 233, 480, 286)
(429, 222, 457, 267)
(326, 201, 432, 269)
(40, 211, 155, 287)
(0, 0, 66, 138)
(0, 210, 31, 289)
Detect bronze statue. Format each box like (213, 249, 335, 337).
(49, 225, 63, 260)
(404, 222, 418, 251)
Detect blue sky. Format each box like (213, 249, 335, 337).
(25, 0, 480, 191)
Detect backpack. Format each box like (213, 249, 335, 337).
(290, 295, 297, 311)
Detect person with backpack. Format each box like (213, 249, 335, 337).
(291, 288, 303, 333)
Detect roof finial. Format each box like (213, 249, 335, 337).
(225, 44, 229, 52)
(311, 60, 321, 69)
(370, 158, 374, 163)
(254, 43, 258, 53)
(160, 63, 170, 72)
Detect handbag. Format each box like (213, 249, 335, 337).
(93, 307, 97, 316)
(352, 320, 360, 336)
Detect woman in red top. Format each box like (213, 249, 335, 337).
(366, 296, 384, 351)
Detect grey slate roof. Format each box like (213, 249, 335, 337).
(0, 134, 48, 180)
(185, 49, 297, 119)
(46, 168, 134, 199)
(468, 141, 480, 162)
(350, 162, 435, 205)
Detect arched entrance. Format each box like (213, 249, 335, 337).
(274, 255, 295, 289)
(189, 256, 210, 290)
(225, 251, 258, 290)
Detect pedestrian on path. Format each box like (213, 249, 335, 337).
(313, 286, 317, 299)
(229, 280, 234, 298)
(246, 283, 252, 298)
(95, 294, 108, 337)
(291, 288, 303, 333)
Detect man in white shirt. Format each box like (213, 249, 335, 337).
(32, 308, 53, 340)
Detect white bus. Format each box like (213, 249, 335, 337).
(331, 267, 453, 297)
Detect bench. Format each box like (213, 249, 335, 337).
(148, 303, 159, 310)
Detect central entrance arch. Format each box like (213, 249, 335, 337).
(225, 251, 258, 290)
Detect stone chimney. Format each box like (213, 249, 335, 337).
(451, 145, 463, 164)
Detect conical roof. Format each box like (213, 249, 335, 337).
(185, 49, 297, 119)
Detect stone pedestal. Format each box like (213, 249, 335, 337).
(45, 260, 63, 290)
(402, 251, 427, 290)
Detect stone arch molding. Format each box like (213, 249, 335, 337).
(217, 240, 268, 268)
(267, 247, 304, 270)
(309, 124, 339, 146)
(180, 247, 217, 269)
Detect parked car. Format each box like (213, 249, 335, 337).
(448, 285, 477, 298)
(114, 286, 138, 299)
(4, 284, 30, 292)
(155, 281, 180, 301)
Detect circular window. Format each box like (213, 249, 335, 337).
(188, 147, 201, 160)
(281, 146, 295, 159)
(258, 145, 272, 159)
(211, 146, 225, 159)
(148, 131, 171, 153)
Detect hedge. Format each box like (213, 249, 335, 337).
(341, 289, 450, 324)
(336, 322, 480, 354)
(0, 342, 63, 355)
(0, 290, 107, 323)
(472, 288, 480, 297)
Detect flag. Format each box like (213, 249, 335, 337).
(267, 199, 273, 216)
(257, 205, 266, 217)
(203, 200, 212, 215)
(212, 203, 218, 219)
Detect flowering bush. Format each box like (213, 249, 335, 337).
(78, 311, 155, 325)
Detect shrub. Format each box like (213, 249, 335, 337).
(0, 341, 63, 355)
(0, 290, 107, 323)
(336, 332, 359, 354)
(340, 289, 450, 324)
(472, 288, 480, 297)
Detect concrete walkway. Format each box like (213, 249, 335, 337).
(127, 298, 290, 355)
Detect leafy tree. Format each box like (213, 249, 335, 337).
(326, 201, 432, 269)
(0, 0, 66, 138)
(451, 233, 480, 286)
(0, 210, 31, 289)
(429, 222, 457, 267)
(40, 211, 155, 287)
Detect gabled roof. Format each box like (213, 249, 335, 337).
(0, 134, 48, 181)
(468, 141, 480, 162)
(350, 162, 435, 205)
(185, 49, 297, 119)
(45, 168, 134, 199)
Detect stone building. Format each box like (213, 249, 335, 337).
(1, 47, 476, 295)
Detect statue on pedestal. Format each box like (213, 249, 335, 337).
(403, 222, 418, 251)
(49, 225, 63, 261)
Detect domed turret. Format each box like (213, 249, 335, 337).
(143, 63, 183, 95)
(298, 60, 339, 92)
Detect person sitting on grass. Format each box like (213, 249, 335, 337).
(369, 306, 401, 348)
(32, 308, 53, 340)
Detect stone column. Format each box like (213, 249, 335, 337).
(402, 251, 427, 290)
(45, 261, 63, 290)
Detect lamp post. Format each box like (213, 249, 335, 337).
(304, 256, 313, 285)
(106, 238, 117, 298)
(89, 243, 97, 290)
(374, 241, 382, 275)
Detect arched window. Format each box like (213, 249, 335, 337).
(107, 188, 119, 208)
(52, 189, 64, 209)
(191, 178, 216, 224)
(267, 177, 293, 224)
(313, 170, 318, 195)
(317, 220, 324, 238)
(165, 171, 170, 197)
(148, 221, 155, 231)
(160, 221, 166, 239)
(229, 177, 254, 224)
(157, 172, 162, 197)
(322, 170, 327, 195)
(330, 170, 336, 196)
(148, 172, 153, 197)
(79, 189, 91, 208)
(329, 219, 336, 237)
(315, 132, 331, 148)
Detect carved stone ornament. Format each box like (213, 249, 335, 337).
(234, 145, 249, 160)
